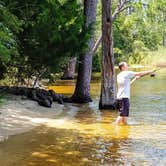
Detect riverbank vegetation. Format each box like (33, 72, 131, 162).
(0, 0, 90, 86)
(0, 0, 165, 107)
(133, 47, 166, 66)
(92, 0, 166, 71)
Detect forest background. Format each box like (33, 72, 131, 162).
(0, 0, 165, 85)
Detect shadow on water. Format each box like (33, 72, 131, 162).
(0, 122, 165, 166)
(0, 126, 132, 166)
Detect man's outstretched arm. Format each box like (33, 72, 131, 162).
(135, 69, 156, 77)
(130, 69, 156, 85)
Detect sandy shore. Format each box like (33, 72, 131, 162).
(0, 95, 65, 142)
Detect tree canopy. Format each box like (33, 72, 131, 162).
(0, 0, 165, 82)
(1, 0, 90, 82)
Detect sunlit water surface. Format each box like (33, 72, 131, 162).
(0, 70, 166, 166)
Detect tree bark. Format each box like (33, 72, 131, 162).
(61, 57, 77, 80)
(163, 36, 166, 46)
(99, 0, 116, 109)
(71, 0, 97, 103)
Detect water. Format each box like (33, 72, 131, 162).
(0, 70, 166, 166)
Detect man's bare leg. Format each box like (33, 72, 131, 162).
(121, 117, 127, 125)
(115, 116, 123, 125)
(115, 116, 127, 125)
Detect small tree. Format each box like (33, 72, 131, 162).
(61, 57, 77, 80)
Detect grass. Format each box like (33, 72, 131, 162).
(128, 47, 166, 67)
(141, 47, 166, 66)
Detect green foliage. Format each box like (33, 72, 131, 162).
(0, 1, 20, 60)
(112, 0, 165, 64)
(0, 1, 21, 79)
(128, 40, 149, 64)
(114, 47, 123, 64)
(130, 1, 161, 50)
(92, 48, 101, 72)
(31, 0, 89, 72)
(0, 0, 165, 84)
(113, 15, 134, 55)
(146, 0, 166, 46)
(94, 0, 166, 67)
(142, 46, 166, 65)
(0, 0, 90, 84)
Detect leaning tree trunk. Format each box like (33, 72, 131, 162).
(71, 0, 97, 103)
(61, 57, 77, 80)
(99, 0, 116, 109)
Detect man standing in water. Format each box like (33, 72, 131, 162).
(115, 62, 155, 125)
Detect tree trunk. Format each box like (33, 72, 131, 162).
(99, 0, 116, 109)
(71, 0, 97, 103)
(61, 57, 77, 80)
(163, 35, 166, 46)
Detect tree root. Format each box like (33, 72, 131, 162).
(0, 86, 70, 108)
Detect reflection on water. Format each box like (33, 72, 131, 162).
(0, 70, 166, 166)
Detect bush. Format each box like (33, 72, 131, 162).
(128, 40, 149, 64)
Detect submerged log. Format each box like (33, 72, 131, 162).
(0, 86, 69, 108)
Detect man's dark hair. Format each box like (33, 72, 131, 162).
(118, 62, 126, 71)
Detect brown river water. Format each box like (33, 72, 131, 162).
(0, 70, 166, 166)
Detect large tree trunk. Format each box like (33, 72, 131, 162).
(71, 0, 97, 103)
(61, 57, 77, 80)
(99, 0, 116, 109)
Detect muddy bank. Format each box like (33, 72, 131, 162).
(0, 95, 65, 142)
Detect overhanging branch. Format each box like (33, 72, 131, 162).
(91, 34, 102, 54)
(112, 0, 131, 21)
(91, 0, 132, 54)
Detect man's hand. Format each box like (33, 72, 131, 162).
(153, 68, 161, 72)
(135, 75, 141, 80)
(130, 76, 141, 85)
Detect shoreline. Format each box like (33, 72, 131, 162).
(0, 95, 64, 142)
